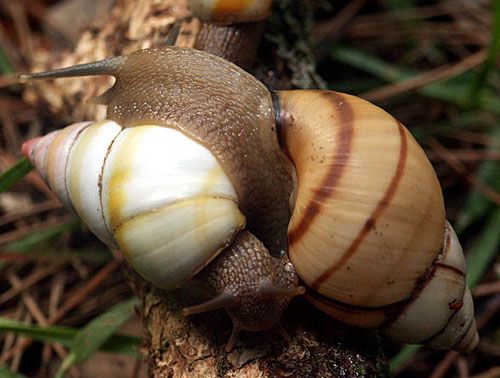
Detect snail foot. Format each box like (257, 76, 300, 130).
(225, 325, 242, 352)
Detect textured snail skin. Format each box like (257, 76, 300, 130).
(194, 21, 265, 68)
(20, 46, 478, 352)
(187, 0, 271, 69)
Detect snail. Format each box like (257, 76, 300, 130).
(187, 0, 272, 24)
(19, 46, 479, 353)
(185, 0, 273, 68)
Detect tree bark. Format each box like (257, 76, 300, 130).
(130, 269, 388, 377)
(26, 0, 390, 376)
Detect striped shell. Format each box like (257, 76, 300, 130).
(187, 0, 272, 24)
(275, 90, 478, 352)
(23, 121, 245, 289)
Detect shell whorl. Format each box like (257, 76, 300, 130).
(274, 90, 478, 352)
(23, 121, 245, 289)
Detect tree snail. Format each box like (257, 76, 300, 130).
(20, 46, 479, 353)
(186, 0, 273, 69)
(187, 0, 272, 24)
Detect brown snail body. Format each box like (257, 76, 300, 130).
(20, 46, 478, 353)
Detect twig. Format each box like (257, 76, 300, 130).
(0, 263, 64, 305)
(473, 280, 500, 297)
(0, 75, 19, 89)
(0, 215, 73, 245)
(469, 367, 500, 378)
(0, 260, 119, 372)
(456, 355, 470, 378)
(5, 272, 81, 378)
(362, 50, 486, 102)
(9, 311, 31, 372)
(48, 260, 120, 324)
(0, 199, 63, 227)
(41, 273, 66, 372)
(430, 351, 460, 378)
(312, 0, 367, 43)
(428, 138, 500, 206)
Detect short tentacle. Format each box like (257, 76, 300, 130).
(182, 292, 236, 316)
(258, 279, 305, 299)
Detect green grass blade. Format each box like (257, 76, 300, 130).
(0, 365, 27, 378)
(4, 221, 80, 253)
(468, 0, 500, 105)
(0, 221, 81, 272)
(0, 317, 140, 356)
(465, 207, 500, 288)
(0, 46, 14, 75)
(0, 159, 32, 193)
(56, 298, 138, 377)
(455, 160, 500, 234)
(390, 344, 423, 373)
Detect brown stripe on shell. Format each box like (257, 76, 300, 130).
(287, 91, 354, 246)
(452, 316, 475, 350)
(437, 222, 466, 276)
(383, 249, 465, 328)
(434, 262, 466, 277)
(311, 120, 409, 291)
(98, 127, 123, 239)
(422, 305, 463, 344)
(306, 288, 406, 315)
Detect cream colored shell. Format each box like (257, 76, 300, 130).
(187, 0, 272, 24)
(281, 91, 445, 307)
(275, 90, 478, 353)
(24, 121, 245, 289)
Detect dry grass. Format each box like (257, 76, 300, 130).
(0, 0, 498, 377)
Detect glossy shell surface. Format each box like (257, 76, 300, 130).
(279, 90, 445, 307)
(275, 90, 478, 352)
(23, 121, 245, 289)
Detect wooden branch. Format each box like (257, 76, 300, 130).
(130, 270, 388, 377)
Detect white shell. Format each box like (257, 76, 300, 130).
(384, 222, 469, 343)
(429, 287, 479, 353)
(45, 122, 92, 211)
(25, 121, 245, 289)
(65, 121, 122, 248)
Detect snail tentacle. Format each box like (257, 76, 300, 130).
(195, 230, 300, 333)
(18, 56, 124, 82)
(182, 292, 236, 316)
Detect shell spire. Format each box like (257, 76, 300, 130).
(22, 121, 246, 290)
